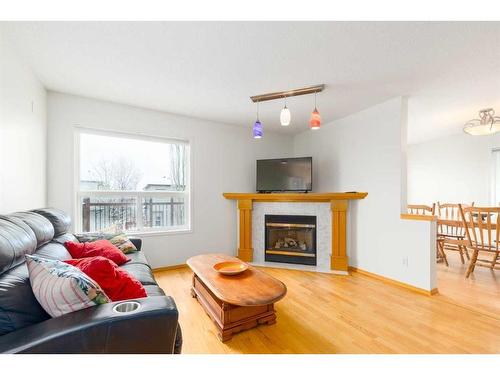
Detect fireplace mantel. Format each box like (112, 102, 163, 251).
(223, 192, 367, 202)
(223, 192, 368, 273)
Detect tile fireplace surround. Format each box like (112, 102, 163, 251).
(223, 192, 368, 274)
(254, 202, 329, 272)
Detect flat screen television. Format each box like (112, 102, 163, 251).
(256, 157, 312, 192)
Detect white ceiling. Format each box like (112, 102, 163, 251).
(2, 21, 500, 143)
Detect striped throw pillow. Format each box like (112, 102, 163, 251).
(26, 255, 110, 317)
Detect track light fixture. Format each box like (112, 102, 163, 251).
(249, 85, 325, 138)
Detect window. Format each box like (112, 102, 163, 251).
(76, 130, 190, 234)
(493, 149, 500, 205)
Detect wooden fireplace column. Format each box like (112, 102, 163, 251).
(237, 199, 253, 262)
(331, 200, 348, 271)
(223, 192, 368, 273)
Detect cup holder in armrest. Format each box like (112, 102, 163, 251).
(113, 301, 141, 314)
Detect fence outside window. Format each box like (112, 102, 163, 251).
(77, 191, 189, 233)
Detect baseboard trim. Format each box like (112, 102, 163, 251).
(152, 264, 188, 272)
(349, 266, 439, 296)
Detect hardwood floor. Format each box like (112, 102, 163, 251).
(437, 252, 500, 319)
(154, 253, 500, 354)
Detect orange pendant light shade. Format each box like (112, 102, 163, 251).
(309, 108, 321, 130)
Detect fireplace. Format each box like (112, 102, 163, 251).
(265, 214, 317, 266)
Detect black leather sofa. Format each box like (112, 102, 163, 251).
(0, 208, 182, 354)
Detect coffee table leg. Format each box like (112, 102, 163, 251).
(258, 311, 276, 325)
(265, 317, 276, 325)
(218, 330, 233, 342)
(190, 274, 197, 298)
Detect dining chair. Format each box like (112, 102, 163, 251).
(407, 204, 435, 216)
(436, 202, 474, 265)
(459, 205, 500, 278)
(406, 204, 448, 264)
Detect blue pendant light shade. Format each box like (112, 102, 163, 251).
(253, 101, 263, 139)
(253, 120, 263, 138)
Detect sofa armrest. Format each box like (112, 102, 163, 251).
(129, 237, 142, 251)
(0, 296, 179, 354)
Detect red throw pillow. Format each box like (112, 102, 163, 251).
(65, 256, 147, 302)
(65, 239, 129, 266)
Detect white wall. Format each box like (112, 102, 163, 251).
(407, 132, 500, 206)
(293, 97, 435, 291)
(0, 33, 47, 212)
(47, 92, 294, 268)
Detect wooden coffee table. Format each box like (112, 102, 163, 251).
(187, 253, 287, 341)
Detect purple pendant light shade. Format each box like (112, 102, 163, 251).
(253, 120, 263, 138)
(253, 101, 263, 139)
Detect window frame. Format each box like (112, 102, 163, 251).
(74, 127, 192, 236)
(491, 148, 500, 206)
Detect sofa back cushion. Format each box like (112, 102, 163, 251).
(32, 208, 71, 237)
(0, 208, 75, 336)
(9, 212, 54, 247)
(0, 263, 50, 336)
(0, 237, 77, 336)
(0, 216, 37, 276)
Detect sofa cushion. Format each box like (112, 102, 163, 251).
(0, 263, 50, 336)
(9, 212, 54, 247)
(0, 216, 37, 275)
(143, 284, 166, 297)
(120, 263, 157, 285)
(126, 250, 149, 266)
(35, 242, 73, 261)
(65, 256, 147, 302)
(26, 255, 110, 318)
(52, 233, 79, 245)
(32, 208, 71, 237)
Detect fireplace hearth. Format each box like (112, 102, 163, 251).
(265, 214, 317, 266)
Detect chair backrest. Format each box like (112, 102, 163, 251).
(407, 204, 435, 216)
(459, 205, 500, 251)
(437, 202, 474, 237)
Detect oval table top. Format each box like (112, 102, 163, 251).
(186, 253, 287, 306)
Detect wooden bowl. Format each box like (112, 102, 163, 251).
(213, 261, 249, 276)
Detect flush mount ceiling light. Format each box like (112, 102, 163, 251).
(463, 108, 500, 136)
(280, 97, 291, 126)
(250, 84, 325, 137)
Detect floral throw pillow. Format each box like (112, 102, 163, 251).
(26, 255, 110, 317)
(74, 231, 138, 254)
(108, 233, 137, 254)
(74, 224, 119, 243)
(74, 232, 109, 243)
